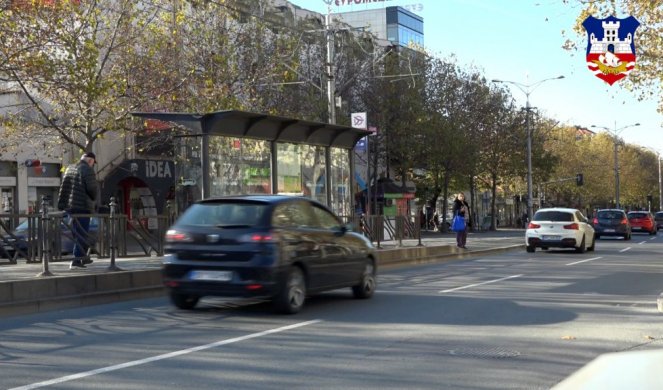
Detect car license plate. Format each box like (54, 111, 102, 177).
(542, 235, 560, 241)
(189, 270, 232, 282)
(604, 229, 615, 232)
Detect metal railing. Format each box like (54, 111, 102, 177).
(342, 214, 423, 248)
(0, 196, 172, 266)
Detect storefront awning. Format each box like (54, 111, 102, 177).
(131, 110, 371, 149)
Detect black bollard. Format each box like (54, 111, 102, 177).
(36, 196, 53, 277)
(107, 197, 122, 271)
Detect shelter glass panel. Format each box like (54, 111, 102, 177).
(330, 147, 351, 217)
(177, 136, 204, 205)
(209, 137, 271, 196)
(276, 143, 327, 204)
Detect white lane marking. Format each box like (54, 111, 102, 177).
(566, 256, 602, 266)
(620, 247, 632, 253)
(651, 237, 657, 240)
(439, 274, 523, 293)
(638, 241, 646, 245)
(10, 320, 321, 390)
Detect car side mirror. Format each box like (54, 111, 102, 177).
(334, 223, 352, 236)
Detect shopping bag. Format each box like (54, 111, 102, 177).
(451, 214, 466, 232)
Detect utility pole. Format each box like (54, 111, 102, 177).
(492, 75, 564, 222)
(324, 0, 335, 125)
(659, 152, 662, 211)
(591, 121, 640, 209)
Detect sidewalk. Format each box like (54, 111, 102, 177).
(0, 228, 525, 318)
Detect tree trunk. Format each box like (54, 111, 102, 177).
(490, 172, 498, 231)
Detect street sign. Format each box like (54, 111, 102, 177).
(351, 112, 367, 129)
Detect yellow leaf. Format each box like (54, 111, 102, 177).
(561, 335, 576, 340)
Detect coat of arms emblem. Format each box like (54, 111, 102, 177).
(582, 15, 639, 85)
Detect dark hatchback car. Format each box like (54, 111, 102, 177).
(2, 216, 100, 259)
(592, 209, 631, 240)
(655, 211, 663, 232)
(162, 195, 377, 314)
(627, 211, 657, 235)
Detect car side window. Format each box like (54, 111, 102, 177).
(311, 205, 342, 230)
(271, 201, 315, 228)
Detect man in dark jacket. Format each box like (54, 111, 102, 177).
(58, 152, 98, 269)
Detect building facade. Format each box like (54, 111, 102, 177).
(332, 6, 424, 49)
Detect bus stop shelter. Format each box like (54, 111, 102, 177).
(131, 110, 370, 216)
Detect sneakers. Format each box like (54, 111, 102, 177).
(82, 257, 94, 265)
(69, 260, 87, 269)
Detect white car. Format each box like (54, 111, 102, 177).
(525, 208, 596, 253)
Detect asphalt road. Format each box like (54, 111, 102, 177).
(3, 233, 663, 390)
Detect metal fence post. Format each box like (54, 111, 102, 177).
(36, 196, 53, 277)
(376, 215, 382, 249)
(107, 197, 122, 271)
(416, 214, 423, 246)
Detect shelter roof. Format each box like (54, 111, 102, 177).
(131, 110, 370, 149)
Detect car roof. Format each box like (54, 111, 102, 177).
(597, 208, 625, 212)
(535, 207, 579, 213)
(197, 195, 323, 206)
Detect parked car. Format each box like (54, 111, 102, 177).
(1, 216, 100, 259)
(655, 211, 663, 231)
(627, 211, 657, 235)
(592, 209, 631, 240)
(525, 207, 595, 253)
(162, 195, 377, 314)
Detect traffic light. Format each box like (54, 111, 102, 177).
(24, 159, 41, 167)
(647, 194, 653, 203)
(575, 173, 584, 186)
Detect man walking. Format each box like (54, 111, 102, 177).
(58, 152, 98, 269)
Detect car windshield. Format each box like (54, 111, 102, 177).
(177, 201, 268, 227)
(655, 212, 663, 219)
(532, 211, 574, 222)
(597, 211, 624, 219)
(628, 212, 648, 219)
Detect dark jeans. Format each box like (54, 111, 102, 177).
(69, 209, 91, 259)
(456, 228, 467, 247)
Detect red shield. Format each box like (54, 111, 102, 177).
(582, 16, 639, 86)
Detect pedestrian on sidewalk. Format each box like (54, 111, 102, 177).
(452, 193, 471, 249)
(58, 152, 98, 269)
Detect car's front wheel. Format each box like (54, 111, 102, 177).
(274, 266, 306, 314)
(526, 245, 535, 253)
(352, 260, 376, 299)
(170, 291, 199, 310)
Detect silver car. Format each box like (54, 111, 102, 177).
(525, 208, 596, 253)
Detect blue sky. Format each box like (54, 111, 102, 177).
(288, 0, 662, 154)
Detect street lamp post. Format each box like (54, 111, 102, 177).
(659, 152, 662, 211)
(492, 75, 564, 223)
(590, 122, 640, 209)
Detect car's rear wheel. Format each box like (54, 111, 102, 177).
(526, 245, 535, 253)
(575, 236, 586, 253)
(170, 291, 199, 310)
(352, 260, 376, 299)
(274, 266, 306, 314)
